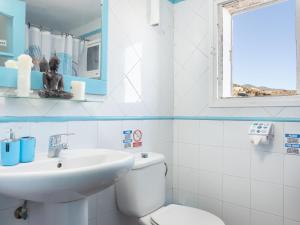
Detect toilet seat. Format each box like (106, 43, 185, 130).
(140, 204, 225, 225)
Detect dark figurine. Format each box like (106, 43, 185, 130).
(38, 56, 73, 99)
(39, 57, 49, 73)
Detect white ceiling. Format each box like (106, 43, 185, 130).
(25, 0, 101, 33)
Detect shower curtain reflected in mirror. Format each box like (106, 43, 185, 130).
(25, 25, 86, 76)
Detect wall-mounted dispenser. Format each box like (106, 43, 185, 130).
(149, 0, 160, 26)
(248, 122, 273, 146)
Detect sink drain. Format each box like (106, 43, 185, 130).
(57, 162, 63, 168)
(15, 201, 28, 220)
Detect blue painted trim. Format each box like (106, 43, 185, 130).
(0, 0, 25, 59)
(1, 116, 300, 123)
(0, 67, 107, 95)
(168, 0, 184, 4)
(79, 29, 102, 39)
(0, 52, 14, 58)
(101, 0, 109, 85)
(173, 116, 300, 122)
(0, 0, 108, 96)
(0, 116, 174, 123)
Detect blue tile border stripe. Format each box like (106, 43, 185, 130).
(173, 116, 300, 122)
(168, 0, 184, 3)
(0, 116, 173, 123)
(1, 116, 300, 123)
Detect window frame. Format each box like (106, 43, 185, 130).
(209, 0, 300, 107)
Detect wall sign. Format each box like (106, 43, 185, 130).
(123, 129, 143, 149)
(133, 129, 143, 148)
(284, 134, 300, 155)
(123, 130, 133, 149)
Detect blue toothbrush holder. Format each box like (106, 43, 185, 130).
(20, 137, 36, 163)
(1, 139, 20, 166)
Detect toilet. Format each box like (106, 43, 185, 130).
(115, 152, 225, 225)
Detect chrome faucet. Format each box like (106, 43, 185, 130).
(48, 133, 74, 158)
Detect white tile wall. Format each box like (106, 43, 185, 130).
(0, 0, 174, 224)
(284, 155, 300, 188)
(284, 187, 300, 221)
(173, 120, 300, 225)
(223, 175, 250, 208)
(198, 170, 222, 200)
(198, 145, 223, 173)
(0, 119, 173, 225)
(173, 1, 300, 225)
(251, 180, 283, 216)
(223, 148, 251, 178)
(223, 203, 250, 225)
(251, 210, 283, 225)
(251, 151, 284, 184)
(67, 122, 99, 149)
(285, 220, 300, 225)
(0, 1, 300, 225)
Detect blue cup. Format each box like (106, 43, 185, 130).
(20, 137, 36, 163)
(1, 140, 20, 166)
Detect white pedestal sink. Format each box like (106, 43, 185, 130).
(0, 149, 134, 225)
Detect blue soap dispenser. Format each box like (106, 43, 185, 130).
(0, 129, 20, 166)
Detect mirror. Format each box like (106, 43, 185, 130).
(0, 0, 108, 98)
(26, 0, 102, 80)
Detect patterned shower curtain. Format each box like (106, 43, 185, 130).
(25, 25, 85, 76)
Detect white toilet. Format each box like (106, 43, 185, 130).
(115, 152, 225, 225)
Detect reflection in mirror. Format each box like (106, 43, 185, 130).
(25, 0, 102, 80)
(0, 14, 13, 66)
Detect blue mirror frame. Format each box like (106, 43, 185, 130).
(0, 0, 108, 96)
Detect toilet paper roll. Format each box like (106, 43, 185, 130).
(250, 135, 268, 145)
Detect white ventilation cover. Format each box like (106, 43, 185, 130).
(150, 205, 225, 225)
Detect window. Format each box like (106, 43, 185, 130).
(210, 0, 300, 107)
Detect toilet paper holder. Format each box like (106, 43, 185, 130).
(248, 122, 274, 146)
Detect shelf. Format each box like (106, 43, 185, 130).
(0, 52, 14, 58)
(0, 88, 104, 103)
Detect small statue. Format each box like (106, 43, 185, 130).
(38, 56, 73, 99)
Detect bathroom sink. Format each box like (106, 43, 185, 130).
(0, 149, 134, 203)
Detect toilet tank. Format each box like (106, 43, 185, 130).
(115, 152, 166, 217)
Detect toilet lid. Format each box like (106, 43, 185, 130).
(150, 205, 225, 225)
